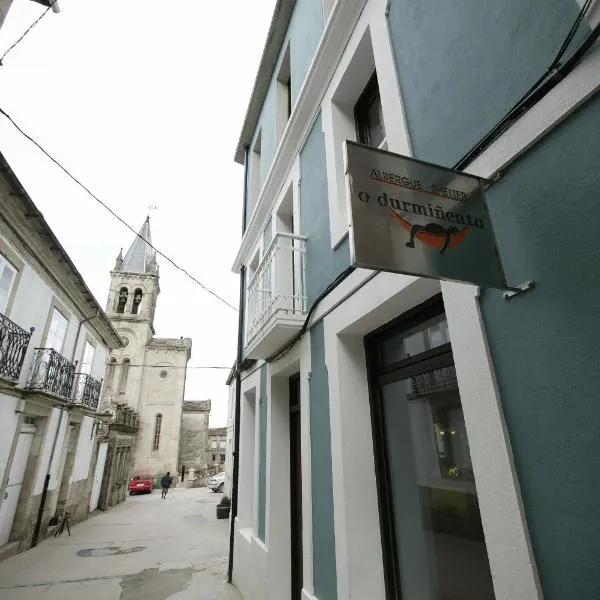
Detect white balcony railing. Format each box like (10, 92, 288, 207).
(246, 233, 307, 349)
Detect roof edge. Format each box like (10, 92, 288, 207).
(234, 0, 296, 164)
(0, 151, 123, 351)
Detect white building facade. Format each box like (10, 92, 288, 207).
(0, 151, 122, 560)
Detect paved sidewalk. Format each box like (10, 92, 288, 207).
(0, 487, 241, 600)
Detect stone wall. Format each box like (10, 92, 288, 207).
(179, 400, 211, 472)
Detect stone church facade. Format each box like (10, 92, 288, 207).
(99, 218, 191, 497)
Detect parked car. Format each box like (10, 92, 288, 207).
(128, 474, 153, 495)
(207, 472, 225, 492)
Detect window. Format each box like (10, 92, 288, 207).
(0, 254, 17, 314)
(219, 440, 226, 449)
(80, 340, 95, 375)
(45, 308, 68, 352)
(211, 440, 217, 449)
(116, 287, 128, 313)
(118, 358, 130, 395)
(131, 288, 142, 314)
(354, 73, 386, 149)
(212, 454, 216, 461)
(276, 44, 292, 142)
(250, 131, 262, 213)
(220, 454, 226, 462)
(152, 413, 162, 451)
(106, 357, 117, 389)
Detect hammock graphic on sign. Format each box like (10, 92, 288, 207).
(388, 209, 470, 255)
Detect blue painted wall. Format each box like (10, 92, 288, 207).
(479, 94, 600, 600)
(387, 0, 585, 167)
(245, 0, 324, 227)
(288, 0, 323, 107)
(300, 113, 350, 305)
(309, 321, 337, 600)
(257, 364, 268, 541)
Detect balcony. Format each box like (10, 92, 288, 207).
(0, 313, 33, 382)
(72, 372, 102, 410)
(26, 348, 76, 399)
(245, 233, 307, 359)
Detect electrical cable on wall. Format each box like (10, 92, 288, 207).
(454, 0, 597, 170)
(0, 106, 239, 312)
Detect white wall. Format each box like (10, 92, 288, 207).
(1, 232, 114, 389)
(0, 394, 20, 490)
(32, 408, 68, 494)
(70, 416, 95, 483)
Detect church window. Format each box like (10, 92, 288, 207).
(106, 358, 117, 390)
(152, 413, 162, 451)
(132, 288, 143, 314)
(118, 358, 130, 395)
(116, 288, 128, 313)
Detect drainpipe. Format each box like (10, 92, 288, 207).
(31, 310, 96, 547)
(71, 310, 99, 362)
(228, 147, 249, 583)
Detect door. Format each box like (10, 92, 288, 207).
(90, 442, 108, 512)
(0, 425, 35, 545)
(367, 300, 496, 600)
(289, 374, 303, 600)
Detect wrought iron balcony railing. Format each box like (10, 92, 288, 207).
(0, 313, 33, 382)
(26, 348, 76, 399)
(246, 233, 307, 346)
(72, 372, 102, 410)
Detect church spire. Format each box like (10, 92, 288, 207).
(122, 216, 158, 275)
(114, 248, 123, 271)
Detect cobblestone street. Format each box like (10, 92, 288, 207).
(0, 487, 240, 600)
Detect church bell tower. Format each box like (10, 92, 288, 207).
(106, 216, 160, 338)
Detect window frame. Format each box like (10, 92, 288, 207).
(354, 73, 386, 149)
(0, 237, 24, 317)
(42, 300, 70, 354)
(152, 413, 163, 452)
(321, 11, 411, 250)
(118, 358, 131, 396)
(276, 43, 292, 144)
(0, 253, 18, 315)
(365, 296, 496, 599)
(79, 337, 96, 375)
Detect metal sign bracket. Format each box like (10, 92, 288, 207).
(503, 280, 535, 300)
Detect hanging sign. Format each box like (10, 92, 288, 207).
(345, 141, 507, 289)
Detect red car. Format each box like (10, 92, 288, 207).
(128, 474, 153, 495)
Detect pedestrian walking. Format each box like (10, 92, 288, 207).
(181, 464, 186, 482)
(161, 472, 173, 499)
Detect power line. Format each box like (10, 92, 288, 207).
(0, 1, 56, 66)
(0, 106, 239, 311)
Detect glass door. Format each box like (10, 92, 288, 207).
(367, 299, 495, 600)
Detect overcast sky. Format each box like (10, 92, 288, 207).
(0, 0, 276, 426)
